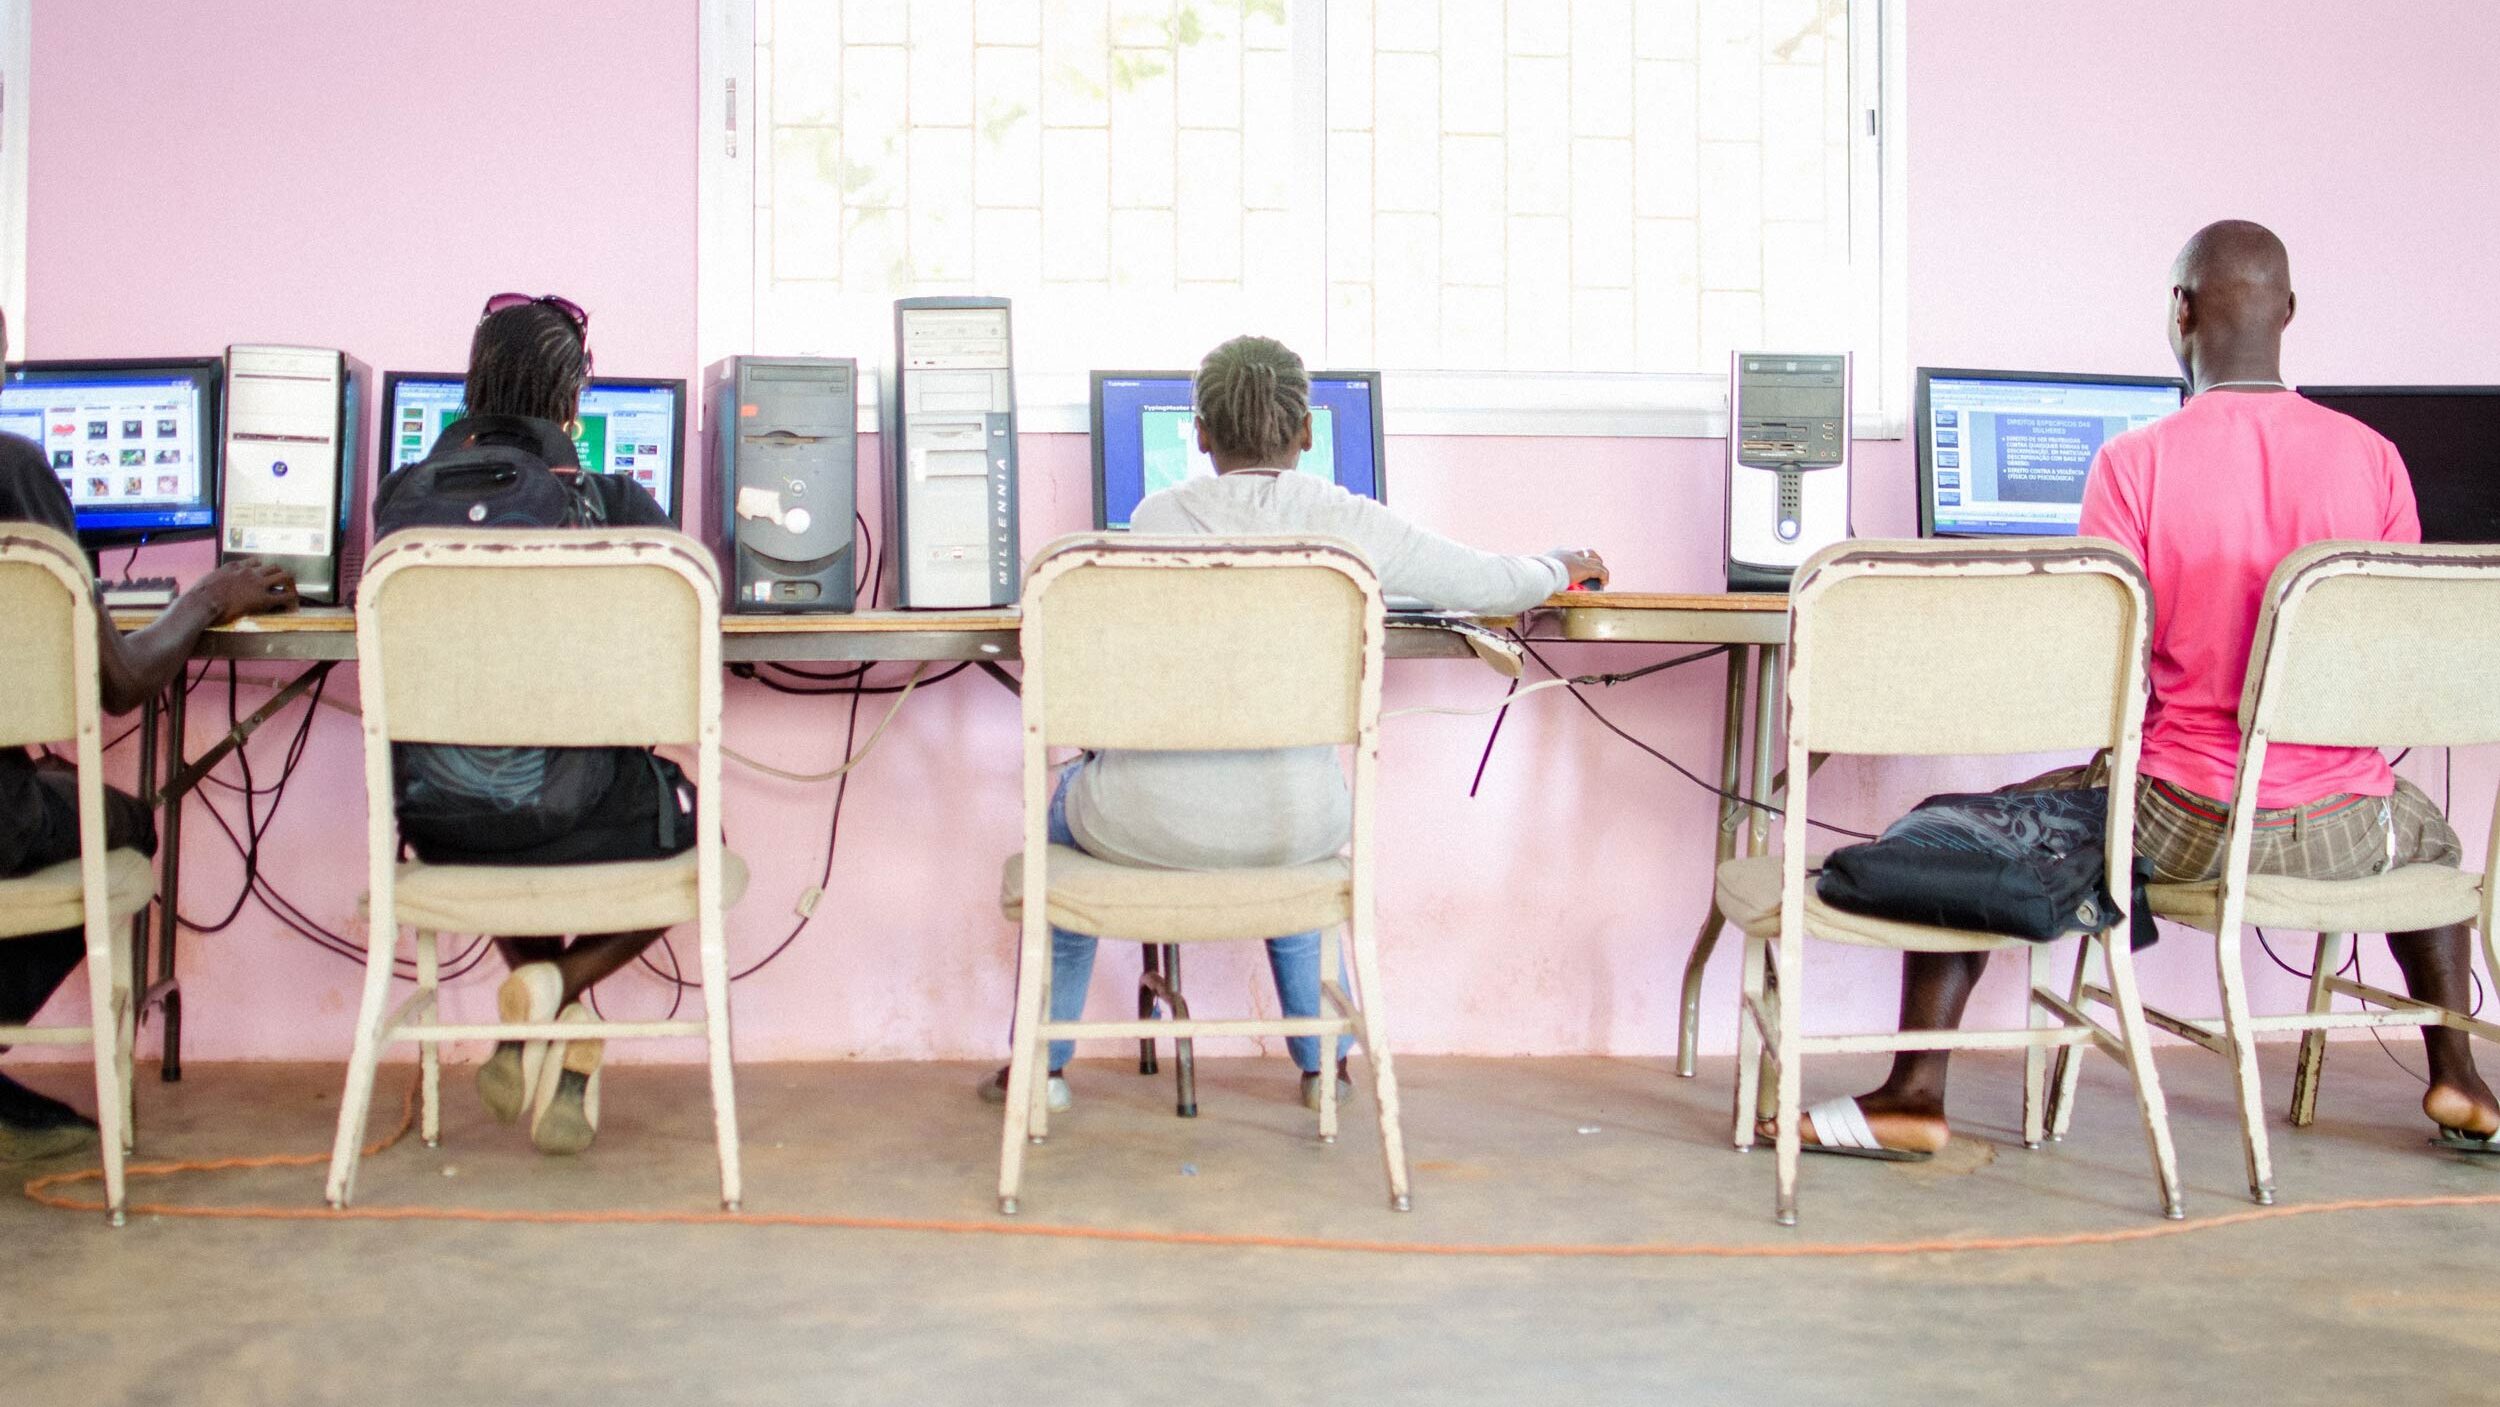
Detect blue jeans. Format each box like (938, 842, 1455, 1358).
(1043, 768, 1349, 1074)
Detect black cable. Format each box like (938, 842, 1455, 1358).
(2351, 942, 2430, 1086)
(640, 661, 885, 993)
(177, 667, 277, 933)
(729, 679, 869, 982)
(1577, 646, 1730, 687)
(855, 511, 874, 599)
(178, 663, 329, 933)
(629, 933, 689, 1020)
(2254, 924, 2487, 1086)
(759, 660, 874, 683)
(740, 661, 970, 697)
(182, 716, 494, 981)
(1466, 674, 1521, 799)
(1471, 643, 1726, 798)
(866, 511, 884, 609)
(2252, 924, 2357, 984)
(1510, 637, 1878, 840)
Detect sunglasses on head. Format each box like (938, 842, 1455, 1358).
(480, 292, 594, 376)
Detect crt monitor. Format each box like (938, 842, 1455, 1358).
(1916, 368, 2185, 538)
(379, 371, 689, 524)
(1090, 370, 1386, 530)
(0, 357, 223, 547)
(2298, 386, 2500, 544)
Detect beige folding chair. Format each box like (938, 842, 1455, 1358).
(1714, 539, 2182, 1226)
(2079, 542, 2500, 1206)
(0, 523, 154, 1223)
(996, 533, 1408, 1214)
(326, 530, 748, 1209)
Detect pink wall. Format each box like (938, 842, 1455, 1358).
(19, 2, 2500, 1069)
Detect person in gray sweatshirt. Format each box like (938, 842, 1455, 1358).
(983, 334, 1608, 1113)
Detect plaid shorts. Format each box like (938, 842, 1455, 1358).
(2014, 761, 2461, 885)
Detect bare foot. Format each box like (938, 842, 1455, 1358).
(2424, 1080, 2500, 1139)
(1760, 1095, 1952, 1155)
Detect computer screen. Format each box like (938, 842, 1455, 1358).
(379, 371, 688, 523)
(2298, 387, 2500, 544)
(1091, 370, 1386, 529)
(0, 358, 223, 546)
(1916, 368, 2185, 538)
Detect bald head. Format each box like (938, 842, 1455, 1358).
(2168, 219, 2296, 392)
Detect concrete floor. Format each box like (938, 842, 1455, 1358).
(5, 1044, 2499, 1406)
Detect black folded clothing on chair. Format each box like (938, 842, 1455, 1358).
(1815, 789, 2156, 949)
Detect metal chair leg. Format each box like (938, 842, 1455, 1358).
(1162, 946, 1196, 1118)
(1138, 956, 1197, 1115)
(2289, 932, 2346, 1128)
(1137, 947, 1162, 1075)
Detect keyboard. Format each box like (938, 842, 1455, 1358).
(100, 576, 180, 610)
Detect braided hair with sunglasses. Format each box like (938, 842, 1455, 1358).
(466, 294, 593, 429)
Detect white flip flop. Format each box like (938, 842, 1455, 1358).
(1792, 1095, 1936, 1163)
(2432, 1126, 2500, 1156)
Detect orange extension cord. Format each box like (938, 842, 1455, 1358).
(24, 1080, 2500, 1258)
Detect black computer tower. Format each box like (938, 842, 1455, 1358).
(219, 344, 370, 605)
(703, 355, 860, 613)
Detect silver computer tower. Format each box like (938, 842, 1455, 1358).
(219, 344, 370, 605)
(880, 297, 1020, 609)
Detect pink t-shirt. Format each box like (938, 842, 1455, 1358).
(2078, 390, 2416, 807)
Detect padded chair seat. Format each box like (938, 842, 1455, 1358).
(381, 849, 750, 936)
(0, 849, 155, 940)
(2147, 864, 2483, 936)
(1000, 845, 1351, 942)
(1715, 854, 2031, 954)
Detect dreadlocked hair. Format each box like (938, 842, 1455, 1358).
(465, 301, 588, 425)
(1193, 335, 1310, 464)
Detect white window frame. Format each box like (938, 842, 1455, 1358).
(699, 0, 1908, 438)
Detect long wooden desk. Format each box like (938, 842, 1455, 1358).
(121, 593, 1790, 1077)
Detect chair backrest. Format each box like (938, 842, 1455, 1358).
(2241, 541, 2500, 749)
(0, 522, 95, 752)
(1777, 539, 2153, 944)
(355, 529, 722, 749)
(1020, 534, 1384, 752)
(1786, 538, 2152, 758)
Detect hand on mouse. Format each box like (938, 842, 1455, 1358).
(1549, 547, 1609, 591)
(189, 559, 299, 624)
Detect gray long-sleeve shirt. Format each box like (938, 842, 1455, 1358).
(1063, 470, 1567, 871)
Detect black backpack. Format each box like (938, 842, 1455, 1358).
(373, 413, 608, 537)
(1815, 789, 2157, 949)
(373, 414, 635, 860)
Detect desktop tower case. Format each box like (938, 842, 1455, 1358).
(1724, 351, 1852, 592)
(880, 296, 1020, 609)
(218, 344, 370, 605)
(703, 355, 860, 613)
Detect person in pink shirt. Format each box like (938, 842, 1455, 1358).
(1788, 220, 2499, 1160)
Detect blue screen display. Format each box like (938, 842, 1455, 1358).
(387, 375, 683, 518)
(1923, 374, 2182, 536)
(0, 369, 217, 538)
(1095, 373, 1382, 528)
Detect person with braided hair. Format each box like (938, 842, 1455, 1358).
(375, 294, 686, 1157)
(983, 334, 1607, 1113)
